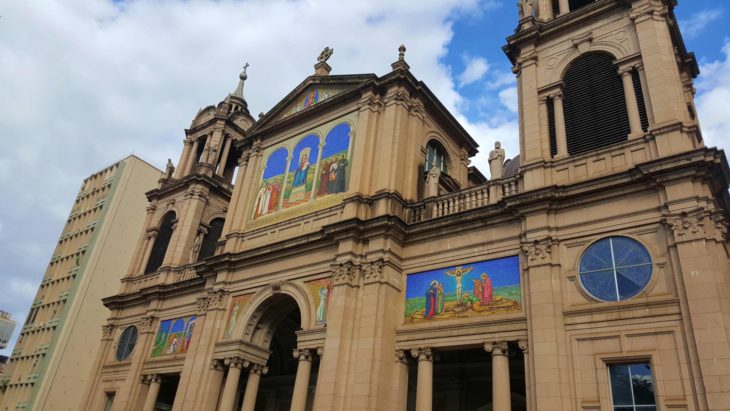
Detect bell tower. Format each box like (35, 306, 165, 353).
(504, 0, 701, 191)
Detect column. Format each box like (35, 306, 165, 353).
(291, 349, 313, 411)
(518, 340, 533, 411)
(485, 342, 511, 411)
(620, 67, 643, 137)
(240, 364, 267, 411)
(186, 139, 200, 175)
(558, 0, 569, 15)
(538, 96, 550, 158)
(219, 358, 247, 411)
(392, 350, 409, 410)
(142, 375, 162, 411)
(552, 93, 568, 157)
(217, 137, 233, 177)
(411, 348, 433, 411)
(636, 63, 655, 126)
(176, 140, 193, 179)
(139, 232, 157, 274)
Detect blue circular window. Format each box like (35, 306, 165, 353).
(579, 236, 652, 302)
(116, 326, 138, 361)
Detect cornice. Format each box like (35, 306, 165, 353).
(146, 173, 233, 202)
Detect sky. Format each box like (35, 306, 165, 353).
(0, 0, 728, 355)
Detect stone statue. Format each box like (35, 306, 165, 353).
(190, 231, 204, 263)
(164, 159, 175, 179)
(207, 144, 219, 163)
(425, 166, 441, 198)
(318, 47, 333, 63)
(488, 141, 506, 180)
(518, 0, 535, 18)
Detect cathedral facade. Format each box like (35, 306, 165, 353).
(79, 1, 730, 410)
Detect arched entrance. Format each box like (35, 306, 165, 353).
(219, 289, 319, 411)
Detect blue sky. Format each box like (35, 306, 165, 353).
(0, 0, 728, 356)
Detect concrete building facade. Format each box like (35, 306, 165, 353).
(0, 312, 16, 352)
(41, 0, 730, 410)
(0, 156, 161, 411)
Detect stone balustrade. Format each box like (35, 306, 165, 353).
(123, 266, 199, 294)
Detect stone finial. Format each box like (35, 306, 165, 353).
(391, 44, 410, 72)
(315, 47, 333, 76)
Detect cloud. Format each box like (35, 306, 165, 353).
(679, 8, 723, 38)
(498, 87, 518, 113)
(458, 55, 490, 87)
(695, 39, 730, 151)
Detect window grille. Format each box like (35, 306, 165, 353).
(144, 212, 175, 274)
(197, 218, 225, 262)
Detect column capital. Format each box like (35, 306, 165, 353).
(224, 356, 249, 369)
(484, 341, 509, 357)
(395, 349, 409, 364)
(101, 323, 115, 341)
(550, 91, 563, 101)
(142, 374, 162, 384)
(317, 347, 325, 359)
(250, 364, 269, 376)
(210, 359, 225, 371)
(411, 347, 433, 362)
(139, 314, 158, 334)
(292, 348, 314, 362)
(518, 339, 528, 354)
(618, 66, 634, 77)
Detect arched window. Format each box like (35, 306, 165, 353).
(563, 53, 630, 155)
(197, 218, 225, 262)
(145, 212, 176, 274)
(425, 141, 448, 174)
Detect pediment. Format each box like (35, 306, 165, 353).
(254, 74, 376, 130)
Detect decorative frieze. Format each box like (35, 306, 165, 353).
(206, 288, 227, 311)
(362, 259, 385, 284)
(662, 209, 728, 243)
(331, 261, 361, 286)
(101, 324, 115, 341)
(521, 237, 555, 264)
(139, 314, 157, 334)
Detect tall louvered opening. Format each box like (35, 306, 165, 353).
(563, 53, 630, 156)
(547, 97, 557, 157)
(145, 212, 176, 274)
(632, 70, 650, 132)
(197, 218, 225, 262)
(569, 0, 595, 12)
(194, 136, 207, 164)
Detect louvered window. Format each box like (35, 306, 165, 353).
(547, 98, 557, 157)
(564, 53, 630, 156)
(145, 212, 175, 274)
(632, 70, 650, 132)
(197, 218, 225, 262)
(569, 0, 595, 11)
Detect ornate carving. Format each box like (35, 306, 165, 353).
(518, 339, 528, 354)
(292, 348, 314, 362)
(250, 364, 269, 375)
(711, 211, 728, 241)
(484, 341, 509, 357)
(318, 47, 333, 63)
(411, 347, 433, 362)
(317, 347, 325, 359)
(224, 356, 249, 369)
(663, 209, 729, 242)
(210, 359, 225, 371)
(395, 349, 408, 364)
(362, 94, 385, 113)
(139, 314, 157, 334)
(332, 261, 361, 286)
(206, 288, 226, 310)
(142, 374, 162, 384)
(196, 294, 210, 315)
(272, 281, 283, 292)
(522, 237, 554, 263)
(101, 324, 115, 340)
(362, 259, 385, 283)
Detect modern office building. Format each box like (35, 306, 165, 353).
(0, 312, 16, 352)
(0, 156, 161, 411)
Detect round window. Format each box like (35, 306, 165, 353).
(116, 326, 138, 361)
(578, 236, 653, 302)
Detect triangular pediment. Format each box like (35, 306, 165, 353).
(254, 74, 376, 130)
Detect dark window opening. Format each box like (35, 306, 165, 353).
(103, 392, 115, 411)
(425, 141, 448, 174)
(155, 374, 180, 411)
(145, 212, 176, 274)
(632, 70, 650, 132)
(552, 0, 560, 15)
(547, 97, 557, 157)
(569, 0, 595, 12)
(194, 137, 207, 165)
(197, 218, 225, 262)
(222, 147, 240, 184)
(564, 53, 630, 155)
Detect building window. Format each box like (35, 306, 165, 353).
(197, 218, 225, 262)
(563, 53, 630, 155)
(609, 363, 656, 410)
(579, 236, 652, 302)
(144, 212, 176, 274)
(116, 326, 138, 361)
(103, 392, 115, 411)
(425, 141, 447, 174)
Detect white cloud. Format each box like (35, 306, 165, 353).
(679, 8, 723, 38)
(498, 87, 518, 113)
(696, 40, 730, 151)
(458, 55, 490, 87)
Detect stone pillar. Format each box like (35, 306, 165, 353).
(552, 93, 568, 157)
(137, 231, 157, 274)
(290, 349, 313, 411)
(240, 364, 267, 411)
(486, 342, 511, 411)
(558, 0, 569, 15)
(411, 348, 433, 411)
(392, 350, 409, 410)
(635, 63, 655, 126)
(518, 340, 533, 411)
(177, 140, 193, 179)
(538, 96, 550, 158)
(219, 358, 247, 411)
(620, 67, 643, 137)
(217, 137, 233, 177)
(142, 375, 162, 411)
(186, 139, 200, 175)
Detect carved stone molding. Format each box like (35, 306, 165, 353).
(101, 324, 115, 341)
(139, 314, 157, 334)
(317, 347, 325, 359)
(362, 94, 385, 113)
(332, 261, 361, 286)
(362, 259, 385, 284)
(206, 288, 227, 311)
(292, 348, 314, 362)
(250, 364, 269, 376)
(662, 209, 728, 243)
(629, 0, 668, 23)
(395, 349, 409, 365)
(411, 347, 433, 362)
(571, 32, 593, 55)
(196, 294, 210, 315)
(484, 341, 509, 357)
(522, 237, 555, 265)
